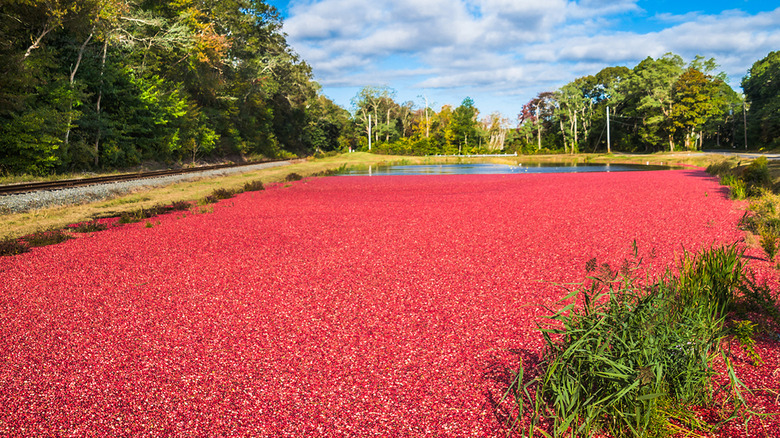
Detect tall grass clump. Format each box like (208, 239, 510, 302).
(720, 174, 747, 200)
(505, 244, 769, 438)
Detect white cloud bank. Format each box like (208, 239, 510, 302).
(282, 0, 780, 115)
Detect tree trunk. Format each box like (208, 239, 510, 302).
(559, 117, 568, 154)
(385, 107, 391, 142)
(93, 37, 108, 166)
(64, 31, 94, 147)
(23, 25, 54, 60)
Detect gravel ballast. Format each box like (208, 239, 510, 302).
(0, 161, 292, 214)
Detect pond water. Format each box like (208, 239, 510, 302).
(339, 162, 675, 176)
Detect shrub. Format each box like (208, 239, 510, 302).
(243, 180, 265, 192)
(203, 187, 237, 204)
(284, 172, 303, 182)
(720, 174, 746, 200)
(22, 229, 73, 248)
(742, 156, 772, 189)
(706, 160, 735, 177)
(168, 200, 192, 211)
(759, 229, 779, 261)
(68, 220, 108, 233)
(0, 238, 29, 256)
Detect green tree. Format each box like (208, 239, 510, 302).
(626, 53, 684, 151)
(451, 97, 480, 154)
(742, 51, 780, 148)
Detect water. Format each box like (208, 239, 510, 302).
(339, 162, 675, 176)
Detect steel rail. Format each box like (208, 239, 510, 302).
(0, 160, 287, 196)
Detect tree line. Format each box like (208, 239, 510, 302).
(0, 0, 350, 175)
(348, 52, 780, 156)
(1, 1, 778, 176)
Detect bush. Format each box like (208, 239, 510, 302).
(68, 220, 108, 233)
(742, 156, 772, 189)
(203, 187, 237, 204)
(720, 174, 746, 200)
(506, 244, 764, 437)
(760, 229, 779, 261)
(284, 172, 304, 182)
(706, 160, 735, 177)
(0, 238, 29, 256)
(243, 180, 265, 192)
(22, 229, 73, 248)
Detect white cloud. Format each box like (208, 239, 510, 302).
(282, 1, 780, 116)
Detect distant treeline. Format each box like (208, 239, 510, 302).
(349, 52, 780, 156)
(1, 1, 779, 175)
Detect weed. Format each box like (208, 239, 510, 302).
(742, 156, 772, 189)
(720, 174, 746, 200)
(68, 220, 108, 233)
(168, 200, 191, 211)
(505, 244, 767, 438)
(706, 160, 735, 177)
(22, 229, 73, 248)
(759, 229, 779, 261)
(284, 172, 303, 182)
(118, 210, 146, 224)
(145, 222, 154, 228)
(0, 238, 29, 256)
(243, 180, 265, 192)
(203, 187, 236, 204)
(730, 320, 762, 365)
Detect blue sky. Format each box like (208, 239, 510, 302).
(268, 0, 779, 121)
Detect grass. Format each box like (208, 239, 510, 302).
(22, 229, 73, 247)
(504, 243, 775, 437)
(67, 220, 108, 233)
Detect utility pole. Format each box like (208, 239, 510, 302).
(743, 103, 748, 150)
(368, 114, 372, 151)
(606, 106, 611, 154)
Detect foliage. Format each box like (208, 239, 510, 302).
(741, 156, 771, 190)
(284, 172, 303, 182)
(202, 187, 237, 204)
(22, 229, 73, 247)
(0, 0, 335, 175)
(0, 238, 30, 257)
(742, 51, 780, 149)
(506, 244, 765, 437)
(67, 220, 108, 233)
(720, 174, 747, 200)
(243, 180, 265, 191)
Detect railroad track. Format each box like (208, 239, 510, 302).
(0, 160, 288, 196)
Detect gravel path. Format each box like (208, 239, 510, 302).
(0, 161, 293, 214)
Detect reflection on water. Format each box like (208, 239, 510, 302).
(339, 162, 674, 176)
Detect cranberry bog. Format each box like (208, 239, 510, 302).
(1, 169, 779, 436)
